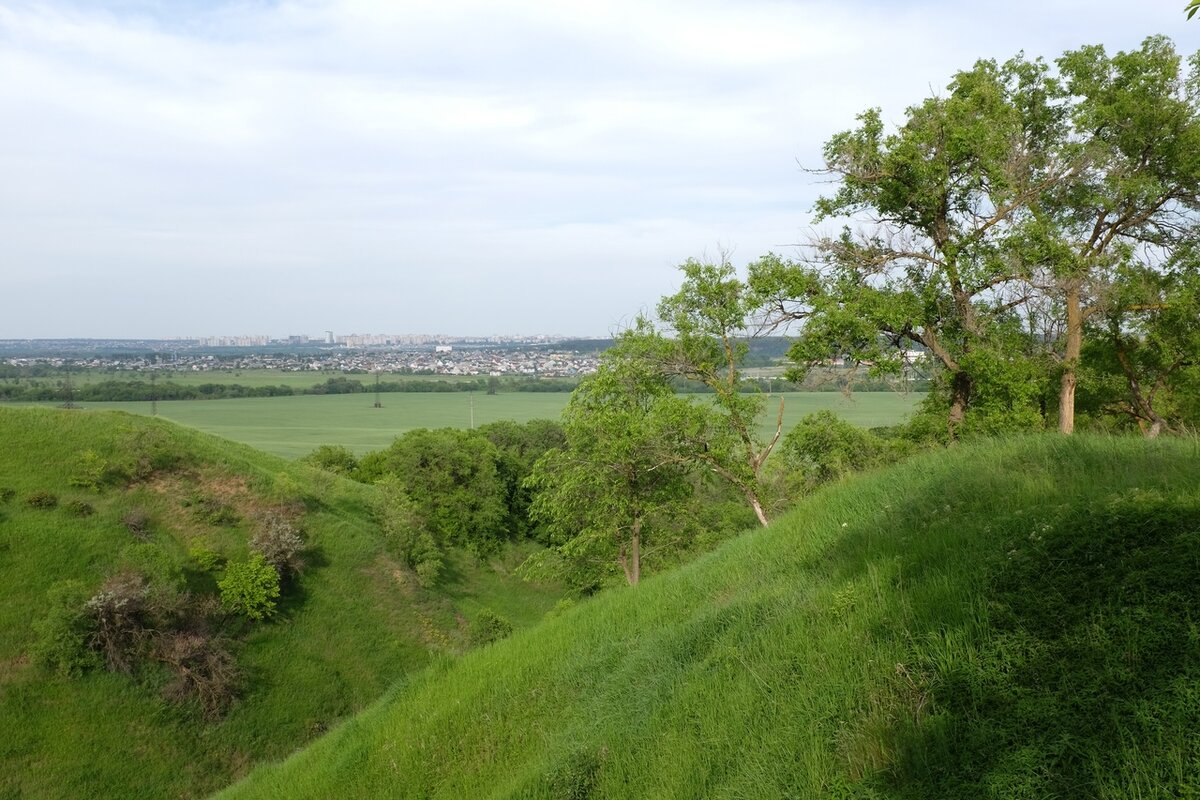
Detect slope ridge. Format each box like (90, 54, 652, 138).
(218, 435, 1200, 799)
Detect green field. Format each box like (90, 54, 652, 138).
(13, 369, 496, 390)
(32, 391, 926, 459)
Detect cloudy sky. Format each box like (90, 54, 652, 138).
(1, 1, 1196, 339)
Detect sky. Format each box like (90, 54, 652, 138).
(1, 0, 1196, 339)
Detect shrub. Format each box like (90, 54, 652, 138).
(777, 410, 886, 493)
(84, 573, 151, 674)
(156, 630, 241, 719)
(120, 426, 184, 481)
(30, 580, 101, 678)
(121, 508, 152, 539)
(0, 487, 15, 503)
(374, 479, 443, 587)
(469, 609, 513, 646)
(65, 499, 95, 517)
(250, 513, 306, 581)
(25, 490, 59, 509)
(68, 449, 114, 492)
(301, 444, 359, 476)
(219, 554, 280, 621)
(188, 543, 224, 573)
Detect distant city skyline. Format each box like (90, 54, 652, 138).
(3, 1, 1195, 338)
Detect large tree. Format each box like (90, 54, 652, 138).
(752, 54, 1066, 438)
(1036, 36, 1200, 433)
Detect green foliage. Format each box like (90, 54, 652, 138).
(301, 444, 359, 476)
(527, 350, 705, 587)
(469, 609, 513, 647)
(189, 543, 225, 573)
(218, 554, 281, 621)
(360, 428, 508, 555)
(777, 411, 887, 493)
(30, 580, 100, 678)
(0, 486, 14, 503)
(373, 478, 443, 588)
(25, 490, 58, 509)
(68, 449, 115, 492)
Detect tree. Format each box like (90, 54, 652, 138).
(526, 347, 702, 586)
(357, 428, 508, 554)
(626, 259, 782, 525)
(1080, 249, 1200, 436)
(1188, 0, 1199, 20)
(752, 55, 1066, 439)
(1035, 37, 1200, 433)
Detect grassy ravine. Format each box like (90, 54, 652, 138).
(220, 435, 1200, 799)
(0, 407, 561, 799)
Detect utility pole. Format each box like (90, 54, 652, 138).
(373, 370, 382, 408)
(469, 391, 474, 429)
(150, 373, 157, 417)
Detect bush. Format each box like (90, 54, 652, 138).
(65, 499, 95, 517)
(374, 479, 443, 587)
(250, 513, 306, 581)
(121, 508, 152, 538)
(777, 411, 886, 493)
(30, 580, 101, 678)
(219, 554, 280, 621)
(156, 630, 241, 719)
(0, 487, 15, 503)
(68, 449, 114, 492)
(301, 444, 359, 476)
(84, 573, 152, 674)
(470, 609, 513, 646)
(25, 490, 59, 509)
(188, 543, 224, 573)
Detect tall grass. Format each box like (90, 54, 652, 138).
(0, 407, 562, 799)
(219, 434, 1200, 799)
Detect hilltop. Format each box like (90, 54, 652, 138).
(0, 407, 561, 799)
(219, 435, 1200, 798)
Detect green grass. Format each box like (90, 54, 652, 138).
(15, 368, 506, 390)
(217, 434, 1200, 799)
(20, 391, 925, 459)
(0, 407, 562, 799)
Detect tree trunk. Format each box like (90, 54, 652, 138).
(1059, 282, 1083, 435)
(747, 490, 769, 528)
(618, 518, 642, 586)
(947, 370, 973, 440)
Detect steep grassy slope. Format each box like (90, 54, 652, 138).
(220, 435, 1200, 799)
(0, 407, 561, 799)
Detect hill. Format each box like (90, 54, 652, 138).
(219, 435, 1200, 798)
(0, 407, 562, 799)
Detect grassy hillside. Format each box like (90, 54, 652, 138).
(220, 435, 1200, 799)
(20, 391, 925, 458)
(0, 407, 562, 799)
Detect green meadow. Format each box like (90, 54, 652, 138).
(220, 434, 1200, 799)
(28, 391, 925, 459)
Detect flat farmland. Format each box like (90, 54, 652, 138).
(25, 391, 926, 459)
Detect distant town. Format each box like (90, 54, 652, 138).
(0, 334, 608, 378)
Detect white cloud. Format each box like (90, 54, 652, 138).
(0, 0, 1195, 337)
